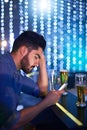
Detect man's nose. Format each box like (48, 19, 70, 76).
(35, 60, 39, 67)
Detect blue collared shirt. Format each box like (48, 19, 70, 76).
(0, 52, 40, 129)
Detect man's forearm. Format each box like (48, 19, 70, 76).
(11, 99, 49, 129)
(38, 55, 48, 94)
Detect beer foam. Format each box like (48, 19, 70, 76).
(60, 69, 68, 72)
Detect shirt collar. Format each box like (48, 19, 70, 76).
(6, 52, 18, 72)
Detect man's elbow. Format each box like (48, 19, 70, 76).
(39, 86, 48, 96)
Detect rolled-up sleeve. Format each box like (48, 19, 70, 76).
(20, 75, 40, 97)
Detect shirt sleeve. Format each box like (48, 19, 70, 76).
(0, 86, 21, 129)
(19, 75, 40, 97)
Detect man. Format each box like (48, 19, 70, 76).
(0, 31, 64, 130)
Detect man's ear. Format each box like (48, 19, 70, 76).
(19, 46, 28, 56)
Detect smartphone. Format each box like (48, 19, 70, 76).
(58, 83, 68, 91)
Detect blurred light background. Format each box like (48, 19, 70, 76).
(0, 0, 87, 72)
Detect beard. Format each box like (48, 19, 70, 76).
(20, 54, 33, 74)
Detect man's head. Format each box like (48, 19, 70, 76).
(11, 30, 46, 52)
(11, 31, 46, 73)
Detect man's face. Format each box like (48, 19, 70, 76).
(21, 47, 43, 73)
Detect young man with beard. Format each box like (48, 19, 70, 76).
(0, 31, 64, 130)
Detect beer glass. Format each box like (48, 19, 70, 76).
(49, 70, 58, 90)
(60, 70, 68, 95)
(75, 73, 86, 107)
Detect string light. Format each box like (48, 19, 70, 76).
(4, 0, 9, 2)
(39, 7, 44, 35)
(58, 0, 64, 70)
(53, 0, 58, 71)
(0, 0, 5, 54)
(9, 0, 14, 52)
(32, 0, 38, 32)
(19, 0, 24, 34)
(24, 0, 29, 30)
(85, 2, 87, 71)
(46, 0, 52, 69)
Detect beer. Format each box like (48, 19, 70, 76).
(60, 70, 68, 85)
(75, 73, 87, 107)
(76, 85, 86, 107)
(60, 70, 68, 95)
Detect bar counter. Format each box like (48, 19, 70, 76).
(20, 89, 87, 130)
(51, 91, 87, 129)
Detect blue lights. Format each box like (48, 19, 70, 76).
(0, 0, 87, 72)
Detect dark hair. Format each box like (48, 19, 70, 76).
(11, 31, 46, 52)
